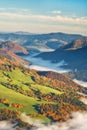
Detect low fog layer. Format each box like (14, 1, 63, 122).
(0, 121, 15, 130)
(22, 112, 87, 130)
(1, 112, 87, 130)
(38, 48, 54, 52)
(73, 79, 87, 88)
(23, 56, 70, 73)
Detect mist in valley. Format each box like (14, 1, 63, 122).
(0, 112, 87, 130)
(23, 55, 71, 73)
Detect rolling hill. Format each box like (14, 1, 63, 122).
(0, 40, 29, 54)
(0, 41, 30, 66)
(0, 55, 87, 129)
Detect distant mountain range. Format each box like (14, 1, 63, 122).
(0, 32, 85, 51)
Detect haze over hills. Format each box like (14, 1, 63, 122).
(0, 32, 87, 81)
(36, 37, 87, 80)
(0, 32, 85, 51)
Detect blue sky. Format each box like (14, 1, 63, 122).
(0, 0, 87, 35)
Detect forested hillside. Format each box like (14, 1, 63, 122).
(0, 56, 87, 129)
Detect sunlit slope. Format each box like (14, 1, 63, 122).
(0, 61, 62, 116)
(0, 56, 87, 123)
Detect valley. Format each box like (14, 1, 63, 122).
(0, 32, 87, 130)
(0, 0, 87, 129)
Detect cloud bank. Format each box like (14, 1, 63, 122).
(0, 11, 87, 25)
(0, 112, 87, 130)
(0, 121, 15, 130)
(0, 7, 87, 35)
(31, 112, 87, 130)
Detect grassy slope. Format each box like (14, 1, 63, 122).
(0, 68, 62, 122)
(0, 84, 51, 122)
(32, 84, 62, 94)
(0, 69, 62, 94)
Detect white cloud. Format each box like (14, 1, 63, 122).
(0, 9, 87, 35)
(21, 112, 87, 130)
(0, 19, 86, 35)
(0, 11, 87, 26)
(0, 112, 87, 130)
(52, 10, 61, 14)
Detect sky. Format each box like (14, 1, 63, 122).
(0, 0, 87, 35)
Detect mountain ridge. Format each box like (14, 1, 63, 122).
(0, 32, 85, 51)
(36, 37, 87, 80)
(63, 37, 87, 50)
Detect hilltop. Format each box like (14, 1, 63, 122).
(0, 41, 29, 54)
(0, 41, 30, 66)
(63, 37, 87, 50)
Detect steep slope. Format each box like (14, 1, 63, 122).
(0, 41, 29, 54)
(37, 71, 79, 87)
(0, 49, 30, 65)
(0, 41, 30, 66)
(0, 56, 87, 127)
